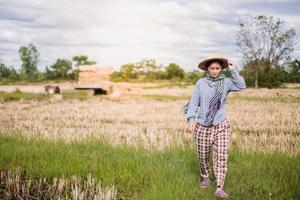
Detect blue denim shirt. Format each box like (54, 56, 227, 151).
(186, 67, 246, 125)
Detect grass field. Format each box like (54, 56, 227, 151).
(0, 83, 299, 199)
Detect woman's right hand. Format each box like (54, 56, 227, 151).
(187, 122, 196, 133)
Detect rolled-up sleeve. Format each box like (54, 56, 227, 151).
(186, 81, 200, 123)
(228, 67, 246, 92)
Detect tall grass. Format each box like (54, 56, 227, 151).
(0, 91, 49, 102)
(0, 135, 299, 200)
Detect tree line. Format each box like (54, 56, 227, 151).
(110, 59, 203, 83)
(0, 14, 299, 87)
(0, 44, 203, 84)
(0, 44, 96, 83)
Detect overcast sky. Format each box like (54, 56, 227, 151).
(0, 0, 299, 71)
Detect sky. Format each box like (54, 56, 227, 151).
(0, 0, 299, 72)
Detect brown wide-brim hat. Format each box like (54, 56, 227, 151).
(198, 54, 229, 71)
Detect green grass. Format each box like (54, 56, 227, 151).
(61, 90, 88, 101)
(0, 135, 299, 200)
(0, 90, 89, 102)
(0, 79, 77, 85)
(0, 91, 50, 102)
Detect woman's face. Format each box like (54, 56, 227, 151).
(207, 61, 222, 78)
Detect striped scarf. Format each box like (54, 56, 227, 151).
(204, 73, 225, 126)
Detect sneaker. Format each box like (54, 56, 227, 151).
(199, 178, 211, 188)
(214, 188, 229, 198)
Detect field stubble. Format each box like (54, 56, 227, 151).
(0, 87, 299, 155)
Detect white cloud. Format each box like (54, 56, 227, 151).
(0, 0, 299, 72)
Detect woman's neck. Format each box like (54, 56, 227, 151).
(208, 73, 220, 79)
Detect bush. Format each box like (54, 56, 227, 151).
(184, 70, 205, 84)
(241, 59, 289, 88)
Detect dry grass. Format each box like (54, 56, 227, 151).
(0, 169, 117, 200)
(227, 100, 299, 155)
(0, 99, 190, 150)
(0, 87, 299, 155)
(142, 85, 300, 98)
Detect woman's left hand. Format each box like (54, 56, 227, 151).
(227, 60, 235, 69)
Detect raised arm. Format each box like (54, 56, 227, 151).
(186, 80, 200, 123)
(227, 62, 246, 92)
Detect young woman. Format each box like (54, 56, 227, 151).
(186, 54, 246, 198)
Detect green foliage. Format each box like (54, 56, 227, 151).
(285, 59, 300, 83)
(153, 70, 168, 80)
(120, 63, 138, 79)
(135, 59, 162, 74)
(46, 59, 73, 79)
(1, 50, 101, 83)
(258, 67, 286, 88)
(72, 55, 96, 67)
(45, 55, 96, 81)
(110, 59, 195, 83)
(166, 63, 185, 79)
(184, 70, 205, 84)
(241, 59, 289, 88)
(110, 71, 126, 82)
(0, 63, 20, 81)
(19, 43, 40, 80)
(111, 60, 162, 82)
(69, 68, 80, 81)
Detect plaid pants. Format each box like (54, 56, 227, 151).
(194, 119, 231, 188)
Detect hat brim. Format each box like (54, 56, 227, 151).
(198, 58, 228, 71)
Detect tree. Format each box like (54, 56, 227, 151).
(45, 66, 55, 79)
(185, 70, 204, 84)
(241, 59, 286, 88)
(136, 59, 163, 80)
(19, 43, 40, 79)
(134, 59, 161, 74)
(237, 15, 296, 87)
(165, 63, 185, 79)
(120, 63, 138, 79)
(116, 59, 163, 81)
(0, 63, 20, 81)
(286, 59, 300, 83)
(72, 55, 96, 67)
(48, 59, 72, 79)
(0, 63, 10, 78)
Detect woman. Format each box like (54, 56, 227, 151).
(186, 54, 246, 198)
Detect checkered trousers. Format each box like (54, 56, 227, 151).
(194, 119, 231, 188)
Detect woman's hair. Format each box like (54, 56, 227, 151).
(206, 59, 223, 68)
